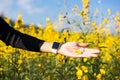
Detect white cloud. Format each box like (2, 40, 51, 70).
(17, 0, 45, 14)
(0, 0, 13, 13)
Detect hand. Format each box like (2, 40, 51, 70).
(58, 42, 100, 58)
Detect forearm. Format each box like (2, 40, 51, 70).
(0, 17, 44, 52)
(0, 17, 60, 53)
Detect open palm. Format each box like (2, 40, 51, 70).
(58, 42, 100, 58)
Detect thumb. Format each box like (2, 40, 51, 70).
(77, 43, 90, 47)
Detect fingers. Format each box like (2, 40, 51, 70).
(79, 53, 98, 58)
(84, 48, 100, 54)
(69, 53, 98, 58)
(73, 48, 100, 58)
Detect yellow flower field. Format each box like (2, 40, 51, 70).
(0, 0, 120, 80)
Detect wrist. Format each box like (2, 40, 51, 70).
(51, 42, 61, 54)
(40, 42, 52, 53)
(40, 42, 61, 54)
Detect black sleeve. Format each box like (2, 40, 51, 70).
(0, 17, 45, 52)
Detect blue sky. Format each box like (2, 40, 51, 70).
(0, 0, 120, 26)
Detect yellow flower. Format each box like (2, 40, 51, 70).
(78, 11, 81, 16)
(83, 75, 88, 80)
(116, 12, 120, 15)
(103, 18, 109, 24)
(10, 59, 12, 63)
(115, 76, 120, 80)
(115, 16, 120, 21)
(17, 12, 22, 21)
(58, 14, 63, 25)
(96, 74, 101, 79)
(75, 64, 80, 70)
(94, 73, 96, 77)
(4, 17, 11, 25)
(76, 69, 83, 79)
(38, 24, 42, 28)
(100, 69, 106, 75)
(81, 0, 89, 20)
(81, 66, 88, 73)
(100, 64, 107, 69)
(56, 54, 65, 64)
(94, 26, 99, 31)
(92, 22, 97, 27)
(82, 0, 89, 8)
(107, 8, 111, 15)
(14, 13, 24, 29)
(18, 68, 22, 71)
(83, 58, 88, 62)
(46, 17, 50, 22)
(69, 57, 74, 61)
(46, 75, 51, 80)
(0, 68, 3, 71)
(18, 59, 22, 65)
(38, 64, 41, 67)
(118, 20, 120, 26)
(114, 52, 120, 59)
(101, 53, 112, 62)
(75, 49, 82, 54)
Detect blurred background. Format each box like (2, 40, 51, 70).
(0, 0, 120, 80)
(0, 0, 120, 25)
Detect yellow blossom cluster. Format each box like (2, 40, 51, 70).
(81, 0, 89, 20)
